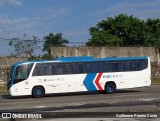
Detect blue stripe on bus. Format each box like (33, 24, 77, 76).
(83, 73, 97, 91)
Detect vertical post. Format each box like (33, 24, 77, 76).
(157, 54, 160, 65)
(156, 47, 160, 65)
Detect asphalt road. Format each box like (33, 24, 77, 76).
(1, 85, 160, 120)
(0, 85, 160, 112)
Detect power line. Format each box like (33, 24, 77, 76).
(0, 37, 45, 42)
(0, 38, 11, 41)
(0, 37, 87, 46)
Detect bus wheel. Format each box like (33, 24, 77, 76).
(32, 86, 45, 98)
(105, 83, 116, 94)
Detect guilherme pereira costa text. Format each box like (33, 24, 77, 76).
(116, 113, 158, 118)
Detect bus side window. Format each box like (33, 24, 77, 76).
(98, 61, 111, 72)
(63, 64, 71, 74)
(43, 64, 52, 75)
(98, 61, 107, 72)
(112, 61, 122, 72)
(52, 64, 63, 75)
(130, 61, 137, 71)
(124, 61, 131, 71)
(136, 61, 141, 71)
(33, 63, 52, 76)
(52, 64, 57, 75)
(144, 60, 148, 69)
(71, 63, 81, 74)
(112, 62, 118, 72)
(106, 62, 112, 72)
(56, 66, 63, 75)
(90, 62, 98, 73)
(79, 63, 91, 73)
(52, 63, 72, 75)
(71, 63, 75, 74)
(32, 64, 42, 76)
(140, 60, 148, 70)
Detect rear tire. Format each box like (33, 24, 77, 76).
(105, 83, 116, 94)
(32, 86, 45, 98)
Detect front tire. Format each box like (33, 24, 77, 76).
(32, 86, 45, 98)
(105, 83, 116, 94)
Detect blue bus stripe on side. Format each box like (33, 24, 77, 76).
(83, 73, 97, 91)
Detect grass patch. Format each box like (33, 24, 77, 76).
(152, 78, 160, 84)
(0, 86, 7, 94)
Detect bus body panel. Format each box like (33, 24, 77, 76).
(8, 56, 151, 97)
(8, 69, 151, 96)
(8, 80, 31, 96)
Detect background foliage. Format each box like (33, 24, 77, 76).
(87, 14, 160, 47)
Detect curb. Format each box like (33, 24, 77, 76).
(152, 83, 160, 85)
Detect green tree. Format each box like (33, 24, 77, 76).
(86, 30, 123, 46)
(87, 14, 160, 47)
(43, 33, 69, 54)
(9, 34, 40, 57)
(144, 19, 160, 47)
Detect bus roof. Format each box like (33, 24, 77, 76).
(54, 56, 148, 62)
(12, 56, 148, 66)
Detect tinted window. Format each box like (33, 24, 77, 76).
(136, 61, 141, 71)
(14, 63, 33, 84)
(32, 59, 148, 76)
(124, 61, 137, 71)
(52, 63, 71, 75)
(98, 61, 117, 72)
(15, 63, 33, 80)
(98, 61, 107, 72)
(90, 62, 99, 73)
(62, 64, 71, 74)
(106, 62, 112, 72)
(71, 63, 81, 74)
(79, 63, 91, 73)
(112, 61, 123, 72)
(123, 59, 148, 72)
(124, 61, 131, 71)
(130, 61, 137, 71)
(136, 59, 148, 71)
(33, 63, 52, 76)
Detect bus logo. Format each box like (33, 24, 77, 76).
(103, 74, 123, 78)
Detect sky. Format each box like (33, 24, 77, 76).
(0, 0, 160, 55)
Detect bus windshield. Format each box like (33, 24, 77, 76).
(13, 63, 33, 84)
(9, 66, 14, 81)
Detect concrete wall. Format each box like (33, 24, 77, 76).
(0, 47, 158, 86)
(51, 47, 157, 62)
(0, 57, 27, 86)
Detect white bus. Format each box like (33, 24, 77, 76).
(7, 56, 151, 98)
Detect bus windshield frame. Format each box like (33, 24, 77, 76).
(7, 63, 33, 90)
